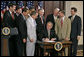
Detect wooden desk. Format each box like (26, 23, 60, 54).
(1, 39, 10, 56)
(36, 40, 72, 56)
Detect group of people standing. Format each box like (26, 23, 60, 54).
(2, 3, 81, 56)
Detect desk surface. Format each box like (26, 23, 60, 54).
(36, 40, 72, 56)
(37, 40, 72, 45)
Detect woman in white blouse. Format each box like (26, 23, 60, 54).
(26, 11, 38, 56)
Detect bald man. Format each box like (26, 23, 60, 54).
(46, 8, 60, 30)
(36, 8, 46, 41)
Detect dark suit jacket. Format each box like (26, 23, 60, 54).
(46, 14, 59, 30)
(43, 29, 58, 41)
(68, 15, 81, 39)
(14, 13, 20, 28)
(17, 14, 27, 40)
(36, 15, 46, 41)
(3, 10, 15, 28)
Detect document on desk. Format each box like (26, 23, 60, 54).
(44, 41, 55, 42)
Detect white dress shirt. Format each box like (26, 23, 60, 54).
(53, 15, 57, 21)
(71, 14, 76, 21)
(9, 10, 12, 14)
(60, 16, 65, 22)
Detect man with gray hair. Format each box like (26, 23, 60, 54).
(46, 8, 60, 30)
(36, 8, 45, 41)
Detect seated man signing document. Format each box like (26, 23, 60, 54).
(42, 21, 58, 42)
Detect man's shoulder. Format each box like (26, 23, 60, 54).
(75, 15, 81, 19)
(18, 14, 24, 22)
(5, 10, 9, 13)
(18, 14, 22, 17)
(27, 16, 32, 21)
(36, 15, 40, 20)
(18, 14, 24, 19)
(65, 17, 71, 21)
(4, 10, 10, 15)
(47, 14, 53, 17)
(26, 18, 30, 23)
(68, 15, 72, 18)
(56, 18, 60, 21)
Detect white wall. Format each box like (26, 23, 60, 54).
(65, 1, 83, 45)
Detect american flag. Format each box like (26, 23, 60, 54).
(36, 1, 43, 12)
(1, 1, 43, 22)
(17, 1, 24, 9)
(1, 1, 6, 22)
(1, 1, 16, 22)
(26, 1, 34, 8)
(26, 1, 43, 9)
(38, 1, 43, 9)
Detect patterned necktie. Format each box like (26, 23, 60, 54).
(61, 18, 63, 27)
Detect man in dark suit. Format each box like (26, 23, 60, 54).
(3, 3, 16, 56)
(68, 7, 82, 56)
(36, 8, 46, 41)
(35, 9, 45, 56)
(17, 8, 28, 56)
(46, 8, 60, 30)
(14, 6, 23, 56)
(42, 22, 58, 56)
(14, 6, 22, 27)
(43, 29, 58, 41)
(43, 21, 58, 42)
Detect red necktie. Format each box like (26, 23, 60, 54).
(61, 18, 63, 27)
(11, 12, 14, 20)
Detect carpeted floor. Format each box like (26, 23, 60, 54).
(77, 50, 83, 56)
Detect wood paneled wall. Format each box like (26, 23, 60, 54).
(43, 1, 65, 19)
(22, 1, 65, 19)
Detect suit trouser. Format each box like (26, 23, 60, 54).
(16, 35, 23, 56)
(9, 36, 17, 56)
(26, 42, 35, 56)
(70, 38, 78, 56)
(34, 43, 39, 56)
(23, 43, 26, 56)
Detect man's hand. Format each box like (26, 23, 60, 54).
(45, 38, 49, 41)
(23, 38, 26, 43)
(30, 38, 34, 42)
(51, 38, 56, 41)
(65, 37, 69, 41)
(77, 36, 80, 41)
(44, 38, 49, 42)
